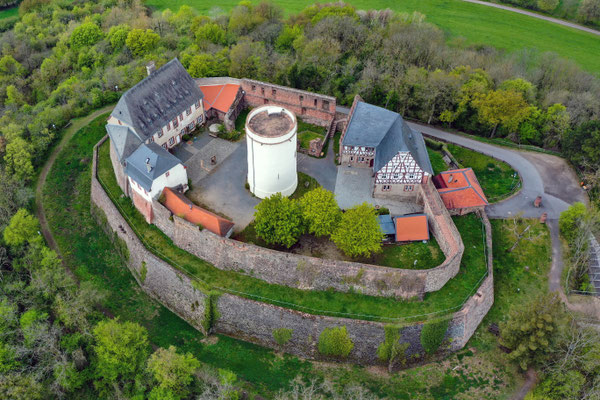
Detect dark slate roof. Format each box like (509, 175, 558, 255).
(106, 124, 143, 162)
(377, 214, 396, 236)
(342, 101, 433, 174)
(125, 143, 182, 192)
(111, 58, 203, 139)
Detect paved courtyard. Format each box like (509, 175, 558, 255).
(334, 165, 423, 215)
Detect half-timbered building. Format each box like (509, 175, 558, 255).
(340, 96, 433, 199)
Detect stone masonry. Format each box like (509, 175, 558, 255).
(91, 136, 494, 365)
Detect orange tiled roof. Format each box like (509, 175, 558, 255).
(434, 168, 488, 210)
(395, 214, 429, 242)
(162, 187, 234, 237)
(199, 84, 240, 113)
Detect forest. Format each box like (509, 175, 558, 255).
(0, 0, 599, 398)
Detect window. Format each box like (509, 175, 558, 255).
(162, 143, 167, 149)
(157, 129, 163, 138)
(359, 157, 365, 162)
(408, 174, 415, 180)
(272, 89, 276, 96)
(252, 85, 256, 91)
(299, 95, 304, 101)
(168, 137, 175, 146)
(166, 171, 170, 178)
(314, 99, 317, 107)
(261, 87, 265, 95)
(381, 174, 387, 179)
(382, 185, 391, 191)
(196, 115, 203, 124)
(195, 100, 201, 109)
(144, 189, 147, 195)
(172, 118, 178, 129)
(186, 107, 191, 116)
(179, 113, 184, 121)
(150, 136, 154, 143)
(404, 185, 414, 192)
(301, 107, 306, 115)
(393, 174, 399, 179)
(322, 100, 329, 110)
(264, 99, 268, 104)
(350, 156, 354, 161)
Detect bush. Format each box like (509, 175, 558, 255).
(318, 326, 354, 358)
(559, 202, 587, 243)
(254, 193, 304, 248)
(331, 203, 382, 258)
(420, 319, 449, 354)
(377, 325, 409, 372)
(182, 134, 191, 141)
(272, 328, 293, 348)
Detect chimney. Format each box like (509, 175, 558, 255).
(448, 174, 453, 182)
(145, 157, 152, 173)
(146, 61, 156, 76)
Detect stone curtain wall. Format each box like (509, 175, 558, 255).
(154, 197, 463, 300)
(91, 136, 494, 364)
(91, 137, 210, 334)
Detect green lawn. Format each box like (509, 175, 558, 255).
(373, 238, 446, 270)
(446, 143, 519, 202)
(427, 147, 448, 175)
(98, 134, 489, 322)
(145, 0, 600, 74)
(298, 130, 323, 149)
(0, 6, 18, 20)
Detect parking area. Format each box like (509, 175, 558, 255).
(334, 165, 423, 215)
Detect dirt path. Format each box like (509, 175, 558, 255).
(462, 0, 600, 36)
(34, 105, 114, 270)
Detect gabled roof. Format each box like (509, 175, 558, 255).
(106, 124, 142, 162)
(200, 84, 240, 113)
(125, 143, 182, 192)
(162, 188, 234, 237)
(377, 214, 396, 235)
(433, 168, 489, 209)
(342, 100, 433, 174)
(395, 214, 429, 242)
(111, 58, 203, 139)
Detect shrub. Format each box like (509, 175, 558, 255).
(377, 325, 409, 372)
(318, 326, 354, 358)
(182, 134, 191, 141)
(420, 319, 449, 354)
(272, 328, 293, 348)
(559, 202, 587, 243)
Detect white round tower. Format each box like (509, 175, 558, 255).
(246, 105, 298, 199)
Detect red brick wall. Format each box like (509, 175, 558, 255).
(241, 79, 336, 126)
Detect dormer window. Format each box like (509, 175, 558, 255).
(157, 129, 163, 138)
(172, 118, 178, 129)
(186, 107, 191, 116)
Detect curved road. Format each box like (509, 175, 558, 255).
(462, 0, 600, 36)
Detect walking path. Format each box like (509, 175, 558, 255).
(35, 105, 114, 267)
(462, 0, 600, 36)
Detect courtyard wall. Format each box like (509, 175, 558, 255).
(91, 136, 494, 364)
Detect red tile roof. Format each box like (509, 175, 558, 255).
(433, 168, 488, 210)
(395, 214, 429, 242)
(199, 84, 240, 113)
(162, 188, 234, 237)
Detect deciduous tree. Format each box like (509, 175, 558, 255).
(472, 89, 532, 137)
(299, 187, 341, 237)
(125, 29, 160, 57)
(254, 193, 304, 248)
(147, 346, 200, 400)
(3, 208, 38, 248)
(331, 203, 382, 258)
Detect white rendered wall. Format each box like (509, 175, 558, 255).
(246, 106, 298, 199)
(129, 163, 188, 201)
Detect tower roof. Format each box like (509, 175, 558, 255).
(106, 124, 142, 162)
(125, 143, 181, 191)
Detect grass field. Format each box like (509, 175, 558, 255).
(41, 112, 554, 399)
(0, 6, 17, 20)
(145, 0, 600, 74)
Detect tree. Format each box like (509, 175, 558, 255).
(420, 319, 449, 354)
(253, 193, 304, 248)
(299, 187, 341, 237)
(69, 22, 103, 50)
(228, 39, 267, 79)
(318, 326, 354, 358)
(559, 202, 588, 243)
(562, 121, 600, 172)
(3, 209, 39, 248)
(147, 346, 200, 400)
(472, 90, 532, 137)
(331, 203, 382, 258)
(92, 319, 150, 395)
(107, 25, 130, 50)
(377, 325, 409, 372)
(542, 104, 570, 149)
(500, 294, 563, 370)
(578, 0, 600, 23)
(535, 369, 585, 399)
(500, 78, 535, 102)
(4, 137, 34, 181)
(195, 22, 227, 45)
(126, 29, 160, 57)
(187, 51, 230, 78)
(537, 0, 559, 12)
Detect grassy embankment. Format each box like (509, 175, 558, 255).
(146, 0, 600, 74)
(43, 113, 552, 398)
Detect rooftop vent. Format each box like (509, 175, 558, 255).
(145, 157, 152, 173)
(448, 174, 453, 182)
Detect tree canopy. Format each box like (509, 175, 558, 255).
(254, 193, 305, 248)
(331, 203, 383, 258)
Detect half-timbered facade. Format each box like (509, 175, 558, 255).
(340, 96, 433, 199)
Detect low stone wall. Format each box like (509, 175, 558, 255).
(91, 136, 494, 364)
(152, 189, 463, 299)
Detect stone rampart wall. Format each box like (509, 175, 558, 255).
(91, 136, 494, 365)
(152, 191, 463, 299)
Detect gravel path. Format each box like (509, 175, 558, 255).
(462, 0, 600, 36)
